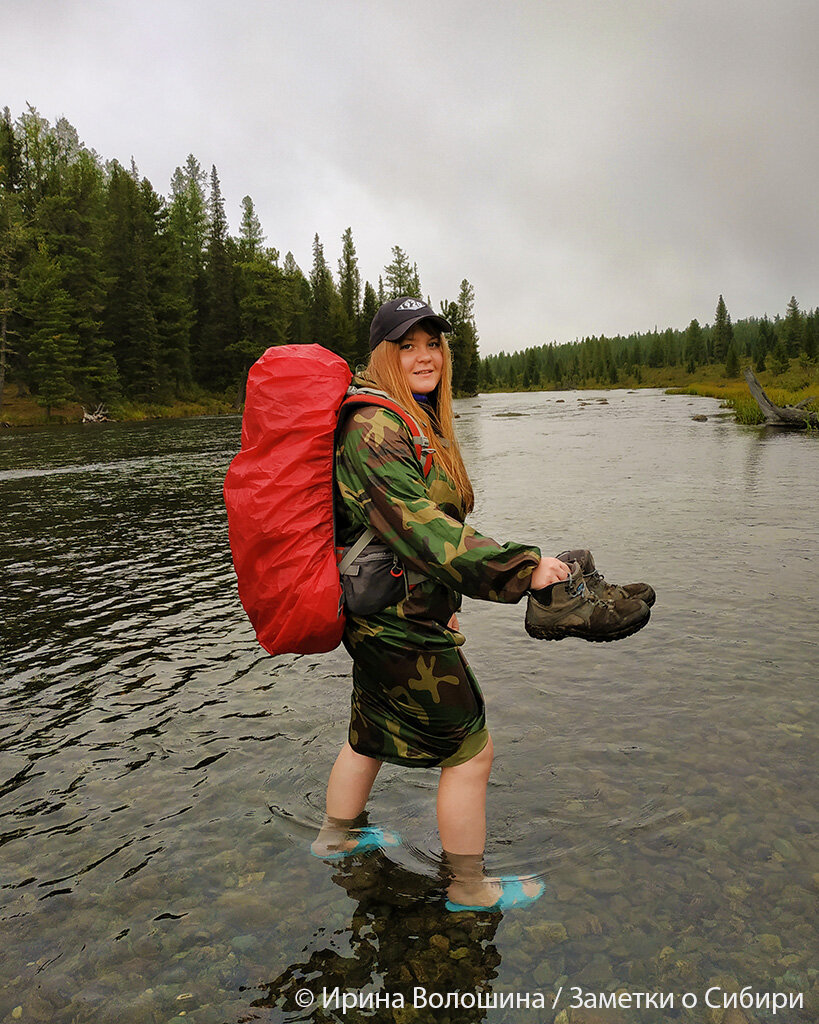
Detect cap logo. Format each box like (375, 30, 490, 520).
(396, 299, 425, 311)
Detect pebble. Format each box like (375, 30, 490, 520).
(527, 920, 568, 948)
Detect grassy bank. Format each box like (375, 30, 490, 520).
(664, 365, 819, 425)
(481, 360, 819, 426)
(0, 387, 237, 428)
(3, 361, 818, 429)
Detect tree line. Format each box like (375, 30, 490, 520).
(3, 107, 815, 417)
(0, 106, 480, 414)
(479, 294, 818, 391)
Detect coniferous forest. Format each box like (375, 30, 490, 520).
(480, 292, 818, 393)
(1, 106, 816, 423)
(0, 107, 480, 419)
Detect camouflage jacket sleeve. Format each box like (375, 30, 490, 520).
(336, 406, 541, 603)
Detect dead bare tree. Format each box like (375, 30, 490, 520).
(744, 368, 819, 428)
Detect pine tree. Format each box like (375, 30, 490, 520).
(103, 162, 166, 397)
(756, 316, 775, 369)
(384, 245, 419, 299)
(713, 295, 734, 364)
(309, 233, 334, 347)
(337, 227, 361, 323)
(169, 156, 208, 280)
(769, 338, 790, 375)
(16, 105, 61, 213)
(454, 278, 479, 395)
(124, 230, 161, 397)
(804, 310, 818, 361)
(165, 156, 208, 390)
(0, 190, 26, 409)
(282, 252, 311, 345)
(782, 296, 803, 356)
(18, 242, 79, 412)
(357, 281, 379, 369)
(40, 149, 119, 403)
(0, 106, 23, 193)
(684, 319, 705, 371)
(237, 195, 265, 260)
(522, 347, 538, 389)
(196, 166, 239, 390)
(232, 248, 287, 402)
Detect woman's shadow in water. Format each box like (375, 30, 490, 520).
(254, 850, 505, 1022)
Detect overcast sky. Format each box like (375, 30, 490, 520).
(4, 0, 818, 354)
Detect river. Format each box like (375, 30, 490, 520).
(1, 390, 816, 1023)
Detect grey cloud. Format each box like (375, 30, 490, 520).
(3, 0, 817, 352)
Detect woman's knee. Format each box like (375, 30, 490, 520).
(338, 741, 382, 777)
(473, 734, 494, 773)
(451, 733, 493, 780)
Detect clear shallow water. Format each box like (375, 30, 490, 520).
(1, 393, 816, 1024)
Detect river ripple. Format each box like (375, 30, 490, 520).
(1, 394, 816, 1024)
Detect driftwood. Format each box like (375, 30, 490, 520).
(82, 404, 112, 423)
(743, 369, 819, 428)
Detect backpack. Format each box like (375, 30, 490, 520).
(223, 343, 433, 656)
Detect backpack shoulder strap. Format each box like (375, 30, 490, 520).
(339, 387, 435, 477)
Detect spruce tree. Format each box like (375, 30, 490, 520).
(238, 195, 265, 260)
(756, 316, 775, 367)
(782, 296, 803, 356)
(684, 319, 704, 371)
(41, 150, 119, 403)
(0, 190, 26, 410)
(804, 310, 817, 361)
(713, 295, 734, 364)
(769, 338, 790, 375)
(384, 245, 420, 299)
(197, 166, 239, 390)
(282, 252, 311, 345)
(124, 231, 161, 398)
(337, 227, 361, 323)
(309, 233, 334, 348)
(166, 157, 208, 389)
(357, 281, 379, 369)
(455, 279, 479, 395)
(16, 105, 60, 213)
(18, 242, 79, 412)
(232, 248, 287, 402)
(103, 163, 166, 397)
(0, 107, 23, 193)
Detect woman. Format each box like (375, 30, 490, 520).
(312, 296, 633, 910)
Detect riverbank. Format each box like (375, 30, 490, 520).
(3, 362, 817, 428)
(0, 387, 236, 428)
(661, 365, 819, 425)
(481, 361, 819, 426)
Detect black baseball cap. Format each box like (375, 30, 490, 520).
(369, 296, 453, 351)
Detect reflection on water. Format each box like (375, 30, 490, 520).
(259, 851, 503, 1022)
(1, 395, 817, 1023)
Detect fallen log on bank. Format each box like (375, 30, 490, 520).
(82, 404, 112, 423)
(743, 369, 819, 428)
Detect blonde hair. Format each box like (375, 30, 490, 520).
(364, 323, 475, 513)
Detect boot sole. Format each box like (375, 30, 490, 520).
(525, 608, 650, 643)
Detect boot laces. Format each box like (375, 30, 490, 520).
(569, 575, 612, 609)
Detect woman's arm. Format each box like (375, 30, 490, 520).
(338, 407, 543, 604)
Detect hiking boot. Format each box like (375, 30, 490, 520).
(555, 548, 656, 607)
(525, 560, 650, 642)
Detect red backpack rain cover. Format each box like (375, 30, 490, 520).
(224, 345, 352, 656)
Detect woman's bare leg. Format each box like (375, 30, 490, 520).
(437, 734, 494, 855)
(312, 742, 383, 855)
(326, 741, 382, 819)
(439, 735, 540, 907)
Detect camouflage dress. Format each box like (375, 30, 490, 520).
(336, 403, 541, 769)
